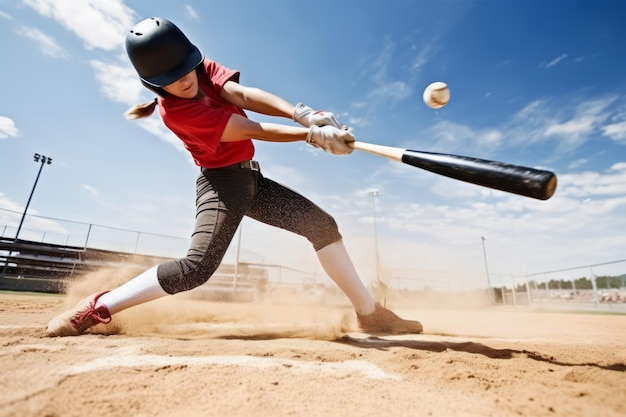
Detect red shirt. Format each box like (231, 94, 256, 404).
(158, 59, 255, 168)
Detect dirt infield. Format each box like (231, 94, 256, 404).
(1, 290, 625, 417)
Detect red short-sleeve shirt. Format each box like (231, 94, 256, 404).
(158, 59, 255, 168)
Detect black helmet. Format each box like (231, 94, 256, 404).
(126, 17, 204, 87)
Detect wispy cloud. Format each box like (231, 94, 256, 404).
(568, 158, 588, 169)
(393, 164, 625, 259)
(543, 97, 615, 150)
(506, 95, 620, 153)
(351, 33, 442, 125)
(90, 60, 143, 105)
(88, 59, 194, 160)
(405, 93, 624, 160)
(409, 41, 441, 79)
(496, 59, 512, 68)
(82, 184, 99, 196)
(368, 80, 412, 101)
(184, 5, 200, 20)
(541, 53, 568, 68)
(23, 0, 137, 50)
(136, 118, 190, 157)
(0, 10, 12, 20)
(0, 194, 68, 237)
(17, 26, 69, 59)
(428, 120, 503, 154)
(602, 120, 626, 143)
(367, 37, 413, 101)
(0, 116, 18, 139)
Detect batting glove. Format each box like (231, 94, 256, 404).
(293, 103, 342, 128)
(306, 125, 355, 155)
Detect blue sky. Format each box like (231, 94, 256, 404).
(1, 1, 625, 290)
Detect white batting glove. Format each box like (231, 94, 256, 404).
(306, 125, 355, 155)
(293, 103, 342, 128)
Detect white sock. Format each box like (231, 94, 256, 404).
(316, 240, 376, 315)
(96, 266, 169, 315)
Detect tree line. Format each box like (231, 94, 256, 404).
(515, 274, 626, 292)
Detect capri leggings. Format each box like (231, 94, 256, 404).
(156, 161, 342, 294)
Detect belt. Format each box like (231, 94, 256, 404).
(239, 160, 260, 171)
(201, 160, 260, 172)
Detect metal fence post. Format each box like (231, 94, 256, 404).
(590, 267, 599, 306)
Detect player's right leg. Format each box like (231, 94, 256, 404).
(47, 168, 253, 336)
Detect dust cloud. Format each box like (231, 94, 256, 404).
(59, 261, 354, 341)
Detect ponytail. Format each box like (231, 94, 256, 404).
(124, 98, 158, 120)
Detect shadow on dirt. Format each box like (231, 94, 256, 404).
(335, 335, 626, 372)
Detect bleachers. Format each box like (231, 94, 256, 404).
(0, 237, 165, 292)
(0, 238, 267, 299)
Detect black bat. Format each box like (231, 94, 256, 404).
(350, 141, 557, 200)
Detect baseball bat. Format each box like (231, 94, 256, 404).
(350, 141, 557, 200)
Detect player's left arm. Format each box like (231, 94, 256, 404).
(221, 80, 293, 119)
(221, 81, 342, 128)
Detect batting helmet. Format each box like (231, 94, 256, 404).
(126, 17, 204, 87)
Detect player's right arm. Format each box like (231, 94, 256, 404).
(221, 114, 354, 155)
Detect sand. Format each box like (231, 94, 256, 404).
(1, 279, 625, 417)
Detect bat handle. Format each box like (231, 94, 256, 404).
(350, 141, 405, 162)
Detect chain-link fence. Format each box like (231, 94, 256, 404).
(1, 214, 190, 258)
(490, 259, 626, 311)
(2, 208, 625, 310)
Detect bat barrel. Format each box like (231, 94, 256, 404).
(401, 151, 558, 200)
(351, 141, 558, 200)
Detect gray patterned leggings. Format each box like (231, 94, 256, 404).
(156, 162, 342, 294)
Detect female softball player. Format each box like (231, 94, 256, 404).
(46, 17, 422, 337)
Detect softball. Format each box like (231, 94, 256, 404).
(423, 82, 450, 109)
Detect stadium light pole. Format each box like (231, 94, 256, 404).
(2, 154, 53, 279)
(15, 153, 53, 241)
(481, 236, 494, 304)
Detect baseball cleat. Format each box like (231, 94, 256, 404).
(357, 302, 423, 335)
(46, 291, 112, 337)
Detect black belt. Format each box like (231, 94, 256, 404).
(201, 160, 260, 172)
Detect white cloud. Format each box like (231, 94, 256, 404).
(543, 53, 568, 68)
(135, 118, 189, 156)
(505, 95, 621, 153)
(368, 80, 412, 101)
(375, 165, 625, 274)
(560, 164, 626, 199)
(0, 10, 13, 20)
(0, 194, 68, 239)
(88, 60, 192, 157)
(82, 184, 98, 196)
(496, 59, 512, 68)
(346, 116, 366, 128)
(602, 120, 626, 143)
(410, 41, 440, 77)
(426, 120, 503, 155)
(17, 26, 69, 59)
(184, 5, 200, 20)
(610, 162, 626, 171)
(543, 97, 614, 150)
(0, 116, 18, 139)
(23, 0, 138, 51)
(568, 158, 588, 169)
(544, 116, 596, 146)
(366, 37, 414, 101)
(90, 60, 143, 105)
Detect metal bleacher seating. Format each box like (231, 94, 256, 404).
(0, 238, 267, 300)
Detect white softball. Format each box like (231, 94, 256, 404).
(423, 82, 450, 109)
